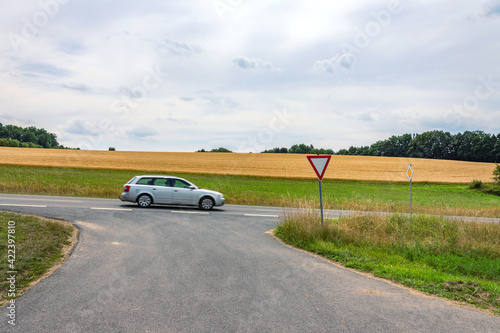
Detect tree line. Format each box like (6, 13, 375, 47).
(0, 123, 65, 149)
(196, 147, 233, 153)
(262, 130, 500, 163)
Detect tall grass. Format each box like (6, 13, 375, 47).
(275, 207, 500, 314)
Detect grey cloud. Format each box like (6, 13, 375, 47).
(16, 62, 71, 78)
(120, 86, 146, 99)
(158, 38, 201, 56)
(62, 82, 90, 92)
(127, 127, 157, 138)
(311, 53, 356, 75)
(156, 114, 196, 126)
(58, 40, 86, 55)
(481, 0, 500, 16)
(357, 107, 381, 122)
(196, 90, 215, 95)
(65, 119, 100, 136)
(0, 113, 35, 126)
(233, 56, 283, 72)
(203, 96, 239, 110)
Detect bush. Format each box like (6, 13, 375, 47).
(469, 180, 483, 189)
(8, 139, 20, 147)
(493, 164, 500, 184)
(108, 147, 116, 151)
(483, 184, 500, 196)
(28, 142, 42, 148)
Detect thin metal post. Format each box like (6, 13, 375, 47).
(410, 179, 412, 219)
(319, 179, 324, 227)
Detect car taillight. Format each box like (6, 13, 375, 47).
(124, 185, 131, 192)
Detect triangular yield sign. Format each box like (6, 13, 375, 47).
(307, 155, 331, 181)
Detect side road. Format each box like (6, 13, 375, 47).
(0, 194, 498, 332)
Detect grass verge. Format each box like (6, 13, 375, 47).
(274, 208, 500, 315)
(0, 165, 499, 218)
(469, 180, 500, 196)
(0, 211, 78, 306)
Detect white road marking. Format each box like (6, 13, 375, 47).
(171, 211, 209, 215)
(244, 214, 279, 218)
(90, 207, 133, 211)
(4, 198, 83, 203)
(0, 204, 47, 208)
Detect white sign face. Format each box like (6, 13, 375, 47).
(406, 164, 414, 181)
(307, 155, 332, 181)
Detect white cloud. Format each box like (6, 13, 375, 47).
(0, 0, 499, 152)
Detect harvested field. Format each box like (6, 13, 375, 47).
(0, 147, 496, 183)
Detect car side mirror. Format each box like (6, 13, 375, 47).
(188, 185, 196, 190)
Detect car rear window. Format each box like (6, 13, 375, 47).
(136, 177, 154, 185)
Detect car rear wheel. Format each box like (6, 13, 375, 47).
(199, 197, 214, 210)
(137, 194, 152, 208)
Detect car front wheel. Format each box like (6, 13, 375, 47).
(137, 194, 152, 208)
(199, 197, 214, 210)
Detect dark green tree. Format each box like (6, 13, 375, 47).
(493, 164, 500, 184)
(493, 134, 500, 163)
(455, 130, 495, 162)
(0, 123, 61, 148)
(289, 144, 315, 154)
(210, 147, 232, 152)
(408, 130, 453, 160)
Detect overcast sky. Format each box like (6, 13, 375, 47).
(1, 0, 500, 152)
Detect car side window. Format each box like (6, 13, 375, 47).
(137, 178, 154, 185)
(172, 179, 190, 188)
(153, 178, 169, 186)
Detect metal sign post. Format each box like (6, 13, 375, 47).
(319, 179, 324, 225)
(307, 155, 332, 227)
(406, 164, 414, 219)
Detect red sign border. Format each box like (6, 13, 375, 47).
(307, 155, 332, 181)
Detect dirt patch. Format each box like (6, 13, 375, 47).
(443, 281, 499, 313)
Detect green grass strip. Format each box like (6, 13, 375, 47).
(0, 211, 75, 304)
(274, 211, 500, 315)
(0, 165, 499, 217)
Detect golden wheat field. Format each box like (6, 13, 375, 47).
(0, 147, 496, 183)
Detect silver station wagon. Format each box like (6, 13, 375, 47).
(120, 175, 225, 210)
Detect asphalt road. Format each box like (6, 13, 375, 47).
(1, 194, 499, 332)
